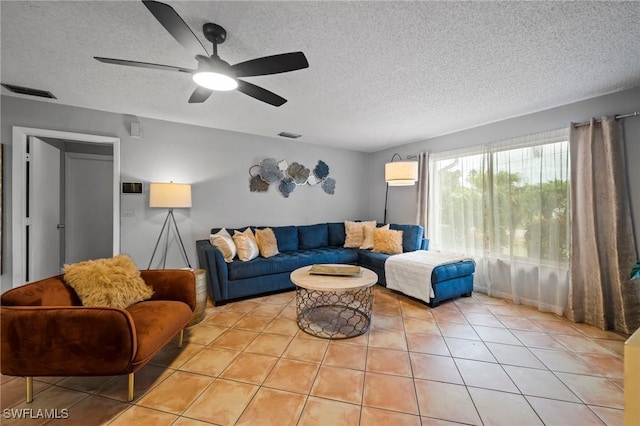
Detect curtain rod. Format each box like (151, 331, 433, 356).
(573, 111, 639, 128)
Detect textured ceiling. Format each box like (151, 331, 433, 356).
(2, 1, 639, 152)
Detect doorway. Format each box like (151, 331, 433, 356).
(11, 127, 120, 287)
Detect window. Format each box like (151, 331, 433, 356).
(427, 128, 570, 313)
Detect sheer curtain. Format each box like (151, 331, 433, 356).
(428, 128, 570, 314)
(566, 117, 640, 333)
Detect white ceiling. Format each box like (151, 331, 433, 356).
(2, 1, 639, 153)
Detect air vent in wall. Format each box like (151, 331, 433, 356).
(278, 131, 302, 139)
(1, 83, 57, 99)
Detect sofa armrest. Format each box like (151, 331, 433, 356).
(141, 270, 196, 311)
(0, 306, 136, 376)
(196, 240, 228, 305)
(421, 238, 430, 250)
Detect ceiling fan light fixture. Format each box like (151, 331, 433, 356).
(192, 71, 237, 91)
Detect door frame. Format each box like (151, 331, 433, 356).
(11, 127, 120, 287)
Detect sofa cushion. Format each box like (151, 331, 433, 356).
(327, 222, 346, 246)
(255, 228, 279, 258)
(128, 300, 192, 367)
(432, 260, 476, 282)
(63, 254, 153, 309)
(344, 220, 376, 248)
(358, 250, 390, 271)
(298, 224, 329, 249)
(227, 248, 358, 281)
(361, 224, 389, 249)
(390, 224, 424, 252)
(233, 228, 259, 261)
(373, 228, 404, 254)
(209, 228, 236, 262)
(271, 226, 298, 252)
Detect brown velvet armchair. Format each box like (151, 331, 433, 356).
(0, 269, 196, 403)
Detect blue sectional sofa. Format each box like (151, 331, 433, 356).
(195, 222, 474, 307)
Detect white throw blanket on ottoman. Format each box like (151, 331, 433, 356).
(385, 250, 474, 304)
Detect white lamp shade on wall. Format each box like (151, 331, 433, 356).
(149, 183, 192, 208)
(385, 161, 418, 186)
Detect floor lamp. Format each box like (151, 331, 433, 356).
(384, 153, 418, 223)
(147, 182, 192, 269)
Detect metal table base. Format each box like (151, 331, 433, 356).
(295, 286, 373, 339)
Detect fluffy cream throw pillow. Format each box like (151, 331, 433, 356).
(373, 228, 404, 254)
(63, 254, 153, 309)
(233, 228, 259, 261)
(361, 224, 389, 249)
(255, 228, 279, 258)
(210, 228, 237, 262)
(344, 220, 376, 248)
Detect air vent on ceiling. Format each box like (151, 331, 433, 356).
(278, 131, 302, 139)
(1, 83, 57, 99)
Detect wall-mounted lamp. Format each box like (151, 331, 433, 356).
(147, 182, 192, 269)
(384, 153, 418, 223)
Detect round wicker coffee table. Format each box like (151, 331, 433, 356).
(290, 265, 378, 339)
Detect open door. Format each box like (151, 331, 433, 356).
(65, 153, 113, 264)
(28, 136, 62, 281)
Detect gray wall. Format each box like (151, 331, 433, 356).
(1, 96, 370, 291)
(369, 86, 640, 247)
(3, 86, 639, 292)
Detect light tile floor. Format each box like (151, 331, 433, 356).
(1, 287, 628, 425)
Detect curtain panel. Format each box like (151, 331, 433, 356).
(566, 117, 640, 334)
(415, 152, 429, 229)
(428, 128, 570, 314)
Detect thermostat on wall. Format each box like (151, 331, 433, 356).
(122, 182, 143, 194)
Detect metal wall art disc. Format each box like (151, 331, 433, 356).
(250, 174, 270, 192)
(278, 160, 289, 172)
(313, 160, 330, 180)
(288, 162, 310, 185)
(306, 174, 320, 186)
(321, 177, 336, 195)
(259, 158, 284, 184)
(279, 177, 297, 198)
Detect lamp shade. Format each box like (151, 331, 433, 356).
(385, 161, 418, 186)
(149, 183, 192, 208)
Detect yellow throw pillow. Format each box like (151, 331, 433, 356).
(233, 228, 259, 261)
(210, 228, 236, 262)
(63, 254, 153, 309)
(360, 224, 389, 249)
(344, 220, 377, 248)
(373, 228, 404, 254)
(255, 228, 280, 258)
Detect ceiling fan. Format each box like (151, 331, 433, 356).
(95, 0, 309, 107)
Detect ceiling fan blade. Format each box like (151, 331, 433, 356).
(94, 57, 193, 73)
(232, 52, 309, 78)
(188, 86, 213, 103)
(142, 0, 208, 57)
(236, 80, 287, 107)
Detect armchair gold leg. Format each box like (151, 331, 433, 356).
(26, 377, 33, 403)
(128, 373, 134, 402)
(178, 329, 184, 348)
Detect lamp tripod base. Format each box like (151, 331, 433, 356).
(147, 209, 192, 270)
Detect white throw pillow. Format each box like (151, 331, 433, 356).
(360, 224, 389, 249)
(209, 228, 237, 262)
(233, 228, 259, 262)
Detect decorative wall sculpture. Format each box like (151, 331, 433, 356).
(249, 158, 336, 197)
